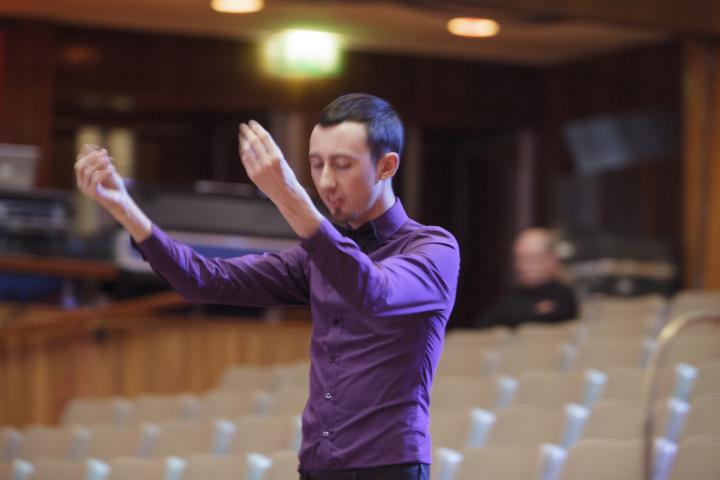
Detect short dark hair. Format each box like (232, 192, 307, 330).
(318, 93, 404, 162)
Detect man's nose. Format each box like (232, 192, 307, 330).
(318, 165, 336, 190)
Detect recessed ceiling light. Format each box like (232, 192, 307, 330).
(447, 18, 500, 38)
(211, 0, 264, 14)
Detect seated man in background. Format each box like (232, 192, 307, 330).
(476, 228, 577, 328)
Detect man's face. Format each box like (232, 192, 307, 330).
(308, 122, 382, 225)
(513, 234, 558, 288)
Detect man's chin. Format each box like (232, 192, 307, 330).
(330, 211, 350, 223)
(327, 207, 355, 224)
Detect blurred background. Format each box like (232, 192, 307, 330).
(0, 2, 719, 478)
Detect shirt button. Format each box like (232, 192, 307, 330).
(325, 392, 332, 399)
(323, 431, 330, 437)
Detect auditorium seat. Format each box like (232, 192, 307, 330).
(27, 458, 109, 480)
(0, 459, 33, 480)
(60, 398, 132, 426)
(598, 366, 645, 402)
(431, 447, 463, 480)
(270, 362, 311, 391)
(513, 369, 605, 408)
(1, 427, 22, 461)
(246, 452, 273, 480)
(429, 411, 475, 450)
(453, 444, 566, 480)
(669, 290, 720, 316)
(667, 434, 720, 480)
(129, 394, 202, 424)
(181, 453, 249, 480)
(557, 437, 676, 480)
(106, 456, 185, 480)
(584, 295, 665, 320)
(218, 366, 275, 391)
(435, 346, 496, 377)
(483, 404, 588, 449)
(681, 394, 720, 438)
(17, 425, 90, 461)
(443, 327, 511, 350)
(496, 342, 576, 375)
(580, 398, 689, 443)
(84, 423, 158, 460)
(431, 375, 516, 411)
(514, 321, 581, 344)
(583, 312, 659, 339)
(199, 390, 264, 419)
(692, 359, 720, 398)
(664, 335, 720, 370)
(573, 338, 654, 370)
(265, 387, 308, 416)
(150, 419, 236, 457)
(229, 415, 300, 455)
(262, 450, 300, 480)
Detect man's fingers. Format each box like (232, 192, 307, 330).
(238, 124, 261, 173)
(75, 148, 108, 175)
(77, 151, 110, 192)
(240, 122, 270, 160)
(80, 144, 100, 156)
(75, 146, 103, 166)
(249, 120, 282, 160)
(89, 166, 115, 195)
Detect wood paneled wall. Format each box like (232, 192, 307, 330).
(535, 42, 682, 237)
(0, 19, 54, 187)
(683, 39, 720, 289)
(0, 309, 311, 427)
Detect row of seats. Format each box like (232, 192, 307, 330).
(432, 359, 720, 411)
(0, 450, 298, 480)
(431, 393, 720, 451)
(433, 434, 720, 480)
(59, 387, 309, 426)
(440, 320, 720, 377)
(2, 415, 300, 462)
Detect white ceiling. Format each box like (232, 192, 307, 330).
(1, 0, 669, 65)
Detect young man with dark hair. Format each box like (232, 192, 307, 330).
(75, 93, 460, 480)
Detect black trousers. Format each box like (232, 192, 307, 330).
(299, 463, 430, 480)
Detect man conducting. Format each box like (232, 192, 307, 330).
(75, 93, 460, 480)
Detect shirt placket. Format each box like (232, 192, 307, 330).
(321, 313, 343, 469)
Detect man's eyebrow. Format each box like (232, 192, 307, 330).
(308, 153, 358, 161)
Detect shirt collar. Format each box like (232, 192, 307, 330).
(333, 199, 408, 252)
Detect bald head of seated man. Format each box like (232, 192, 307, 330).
(477, 228, 578, 328)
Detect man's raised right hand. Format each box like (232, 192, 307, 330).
(74, 144, 130, 215)
(74, 144, 152, 242)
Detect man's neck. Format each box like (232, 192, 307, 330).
(348, 190, 396, 230)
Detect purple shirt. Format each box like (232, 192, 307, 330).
(133, 200, 459, 470)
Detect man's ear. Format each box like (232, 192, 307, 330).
(375, 152, 400, 182)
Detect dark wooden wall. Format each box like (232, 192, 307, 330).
(534, 43, 682, 241)
(0, 20, 55, 186)
(46, 23, 540, 189)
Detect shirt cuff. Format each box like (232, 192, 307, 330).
(129, 224, 165, 261)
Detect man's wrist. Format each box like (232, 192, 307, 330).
(114, 198, 152, 242)
(274, 184, 324, 238)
